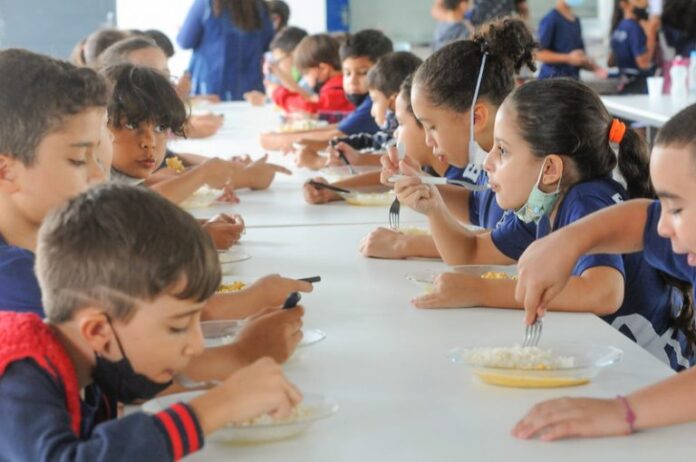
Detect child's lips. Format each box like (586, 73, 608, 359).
(137, 159, 156, 169)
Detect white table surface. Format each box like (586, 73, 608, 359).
(601, 94, 696, 128)
(184, 224, 696, 462)
(157, 102, 696, 461)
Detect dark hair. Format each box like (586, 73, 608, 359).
(270, 26, 308, 54)
(399, 73, 422, 127)
(414, 18, 536, 113)
(0, 49, 108, 166)
(97, 36, 159, 69)
(84, 28, 130, 66)
(443, 0, 466, 10)
(144, 29, 175, 57)
(293, 34, 341, 71)
(662, 0, 696, 38)
(37, 183, 221, 323)
(267, 0, 290, 29)
(339, 29, 394, 63)
(655, 103, 696, 151)
(367, 52, 423, 97)
(213, 0, 266, 32)
(102, 64, 187, 137)
(655, 104, 696, 357)
(507, 78, 653, 199)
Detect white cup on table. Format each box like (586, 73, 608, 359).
(647, 76, 664, 99)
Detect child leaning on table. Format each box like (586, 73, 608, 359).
(0, 50, 307, 374)
(513, 103, 696, 441)
(302, 52, 424, 204)
(260, 29, 394, 154)
(0, 183, 301, 461)
(99, 36, 291, 192)
(396, 77, 692, 371)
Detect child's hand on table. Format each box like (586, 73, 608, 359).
(238, 154, 292, 190)
(359, 227, 408, 259)
(303, 177, 341, 204)
(201, 157, 238, 189)
(411, 272, 486, 309)
(291, 143, 327, 170)
(235, 306, 305, 364)
(189, 357, 302, 435)
(202, 214, 245, 249)
(186, 114, 224, 139)
(512, 397, 630, 441)
(245, 274, 314, 308)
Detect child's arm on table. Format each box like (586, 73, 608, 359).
(513, 367, 696, 441)
(149, 158, 237, 205)
(202, 274, 313, 320)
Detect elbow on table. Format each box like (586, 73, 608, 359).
(587, 286, 624, 316)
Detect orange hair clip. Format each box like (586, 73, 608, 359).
(609, 119, 626, 144)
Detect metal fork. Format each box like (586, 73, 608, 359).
(522, 319, 543, 348)
(388, 197, 400, 230)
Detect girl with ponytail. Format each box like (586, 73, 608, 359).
(512, 103, 696, 442)
(395, 78, 693, 371)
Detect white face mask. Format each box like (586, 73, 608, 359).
(110, 169, 145, 186)
(469, 53, 488, 169)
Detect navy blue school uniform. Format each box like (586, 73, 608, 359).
(611, 19, 653, 94)
(0, 235, 42, 315)
(466, 170, 505, 230)
(332, 110, 397, 151)
(337, 95, 380, 136)
(177, 0, 274, 101)
(537, 9, 585, 79)
(490, 178, 690, 370)
(0, 313, 203, 461)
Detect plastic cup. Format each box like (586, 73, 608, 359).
(647, 77, 664, 99)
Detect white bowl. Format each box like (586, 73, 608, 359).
(141, 391, 338, 444)
(449, 342, 623, 388)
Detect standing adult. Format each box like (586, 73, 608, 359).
(178, 0, 275, 101)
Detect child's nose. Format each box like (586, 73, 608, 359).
(186, 324, 205, 357)
(139, 128, 156, 150)
(656, 212, 673, 238)
(483, 150, 495, 173)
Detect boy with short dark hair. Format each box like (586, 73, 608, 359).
(0, 183, 301, 460)
(269, 33, 354, 117)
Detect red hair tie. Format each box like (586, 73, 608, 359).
(609, 119, 626, 144)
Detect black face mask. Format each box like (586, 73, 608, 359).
(633, 7, 649, 21)
(92, 319, 172, 404)
(346, 93, 368, 107)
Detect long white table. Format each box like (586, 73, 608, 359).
(190, 224, 696, 461)
(600, 94, 696, 128)
(161, 102, 696, 461)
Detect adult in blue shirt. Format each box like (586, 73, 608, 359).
(537, 1, 605, 79)
(609, 0, 656, 94)
(178, 0, 274, 101)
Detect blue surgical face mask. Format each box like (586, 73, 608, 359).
(565, 0, 584, 7)
(92, 317, 172, 404)
(514, 160, 562, 224)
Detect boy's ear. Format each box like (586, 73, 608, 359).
(388, 94, 398, 111)
(77, 308, 120, 360)
(0, 154, 22, 194)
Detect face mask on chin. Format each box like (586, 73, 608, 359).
(514, 159, 563, 226)
(346, 93, 368, 107)
(91, 317, 172, 404)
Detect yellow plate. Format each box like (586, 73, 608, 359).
(475, 371, 590, 388)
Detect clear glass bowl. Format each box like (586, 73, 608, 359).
(142, 391, 338, 444)
(449, 342, 623, 388)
